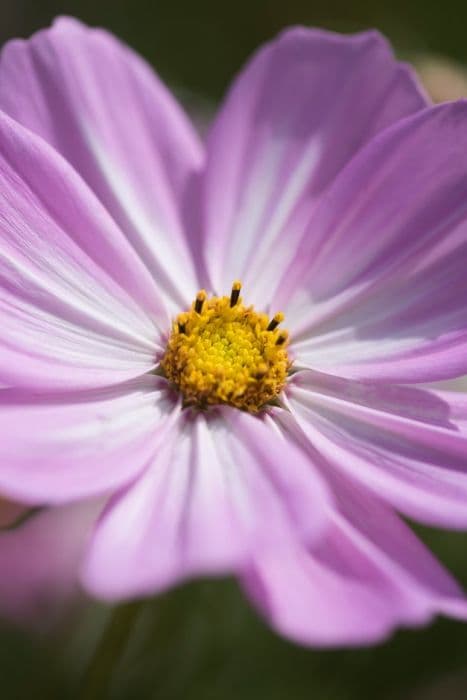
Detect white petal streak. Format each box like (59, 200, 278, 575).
(83, 124, 198, 310)
(82, 408, 332, 600)
(283, 372, 467, 527)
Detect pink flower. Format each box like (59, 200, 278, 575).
(0, 498, 101, 626)
(1, 16, 467, 645)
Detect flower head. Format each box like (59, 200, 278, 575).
(1, 16, 467, 645)
(161, 282, 290, 411)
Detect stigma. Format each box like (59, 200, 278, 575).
(161, 282, 291, 412)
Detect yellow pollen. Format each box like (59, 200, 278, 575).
(161, 282, 291, 412)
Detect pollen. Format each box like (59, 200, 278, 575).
(161, 282, 291, 412)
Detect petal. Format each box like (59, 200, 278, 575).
(285, 370, 467, 527)
(0, 500, 101, 626)
(242, 478, 466, 647)
(202, 27, 427, 304)
(284, 102, 467, 383)
(0, 16, 204, 309)
(0, 376, 177, 504)
(82, 408, 331, 600)
(0, 108, 167, 390)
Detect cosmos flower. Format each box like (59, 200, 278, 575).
(0, 16, 467, 646)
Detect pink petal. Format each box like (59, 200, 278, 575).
(285, 370, 467, 527)
(82, 409, 331, 600)
(0, 376, 177, 504)
(284, 102, 467, 383)
(0, 108, 167, 390)
(0, 16, 204, 310)
(202, 27, 427, 305)
(242, 476, 466, 647)
(0, 500, 102, 627)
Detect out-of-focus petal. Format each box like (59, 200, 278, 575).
(0, 500, 102, 626)
(0, 376, 177, 504)
(283, 102, 467, 383)
(0, 108, 167, 390)
(82, 409, 331, 600)
(242, 476, 466, 647)
(285, 370, 467, 527)
(202, 26, 427, 306)
(0, 16, 204, 309)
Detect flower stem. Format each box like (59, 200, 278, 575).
(79, 600, 143, 700)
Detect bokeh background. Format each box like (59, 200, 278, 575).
(1, 1, 467, 698)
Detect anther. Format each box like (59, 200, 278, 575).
(177, 313, 188, 334)
(255, 362, 268, 379)
(267, 312, 285, 331)
(276, 331, 288, 346)
(230, 280, 242, 307)
(194, 290, 207, 314)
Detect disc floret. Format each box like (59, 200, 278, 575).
(161, 282, 290, 412)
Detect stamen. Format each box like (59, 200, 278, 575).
(161, 282, 291, 412)
(276, 331, 288, 346)
(177, 312, 188, 334)
(267, 312, 285, 331)
(255, 362, 268, 380)
(230, 280, 242, 307)
(194, 290, 207, 314)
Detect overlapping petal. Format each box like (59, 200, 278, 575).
(202, 26, 427, 306)
(283, 102, 467, 383)
(285, 370, 467, 527)
(0, 376, 177, 503)
(0, 108, 168, 389)
(82, 410, 331, 600)
(0, 16, 466, 647)
(0, 500, 102, 625)
(242, 476, 466, 646)
(0, 16, 204, 310)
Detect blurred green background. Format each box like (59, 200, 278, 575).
(1, 1, 467, 698)
(3, 0, 467, 101)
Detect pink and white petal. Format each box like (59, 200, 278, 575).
(0, 108, 167, 390)
(242, 542, 399, 647)
(284, 370, 467, 527)
(283, 103, 467, 383)
(0, 16, 204, 309)
(82, 409, 331, 601)
(0, 376, 177, 504)
(242, 479, 466, 647)
(0, 500, 102, 626)
(202, 26, 427, 305)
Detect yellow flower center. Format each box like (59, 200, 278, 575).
(161, 282, 290, 412)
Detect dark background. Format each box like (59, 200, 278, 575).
(3, 0, 467, 100)
(1, 1, 467, 698)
